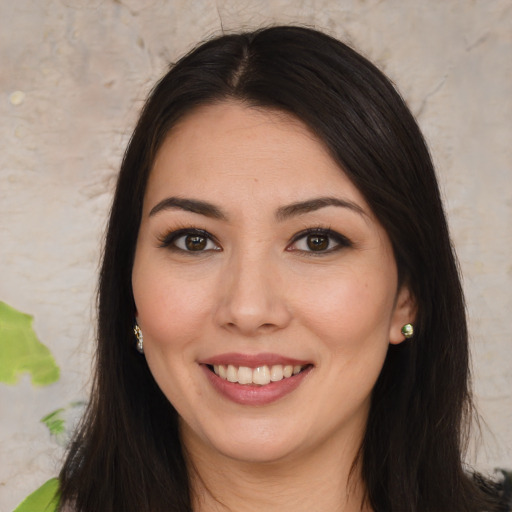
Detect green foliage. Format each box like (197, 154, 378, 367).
(13, 477, 60, 512)
(0, 301, 59, 386)
(40, 401, 86, 442)
(40, 408, 66, 436)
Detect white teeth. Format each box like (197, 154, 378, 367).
(253, 366, 271, 385)
(270, 365, 283, 381)
(238, 366, 253, 384)
(227, 364, 238, 382)
(212, 363, 306, 385)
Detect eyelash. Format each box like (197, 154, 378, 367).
(158, 228, 221, 253)
(287, 227, 352, 255)
(158, 227, 352, 255)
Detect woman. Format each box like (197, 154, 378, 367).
(49, 25, 507, 511)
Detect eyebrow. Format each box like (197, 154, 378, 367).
(148, 195, 366, 221)
(275, 197, 367, 221)
(149, 197, 227, 220)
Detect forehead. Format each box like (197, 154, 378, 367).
(145, 101, 370, 215)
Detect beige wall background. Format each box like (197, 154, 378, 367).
(1, 0, 510, 509)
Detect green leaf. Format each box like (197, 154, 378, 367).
(40, 401, 86, 443)
(40, 408, 66, 436)
(13, 477, 60, 512)
(0, 301, 59, 386)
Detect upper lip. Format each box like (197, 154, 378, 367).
(199, 352, 311, 368)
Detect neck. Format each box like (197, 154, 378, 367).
(183, 425, 372, 512)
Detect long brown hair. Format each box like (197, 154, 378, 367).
(59, 26, 501, 511)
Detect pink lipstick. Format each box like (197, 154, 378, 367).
(199, 353, 313, 406)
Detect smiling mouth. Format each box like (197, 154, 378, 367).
(207, 364, 311, 386)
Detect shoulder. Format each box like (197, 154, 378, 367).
(14, 478, 61, 512)
(473, 469, 512, 512)
(496, 469, 512, 512)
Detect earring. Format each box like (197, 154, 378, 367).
(134, 324, 144, 353)
(401, 323, 414, 339)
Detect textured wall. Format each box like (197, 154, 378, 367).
(1, 1, 510, 509)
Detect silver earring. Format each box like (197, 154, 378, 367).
(401, 323, 414, 339)
(134, 324, 144, 353)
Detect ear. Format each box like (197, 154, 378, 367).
(389, 284, 417, 345)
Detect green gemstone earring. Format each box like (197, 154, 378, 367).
(401, 323, 414, 339)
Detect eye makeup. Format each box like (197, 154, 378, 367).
(157, 224, 353, 257)
(157, 227, 221, 253)
(287, 227, 353, 255)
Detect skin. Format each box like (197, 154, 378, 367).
(132, 102, 415, 511)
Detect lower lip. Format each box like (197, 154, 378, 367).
(201, 365, 312, 406)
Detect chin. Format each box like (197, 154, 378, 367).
(182, 415, 310, 465)
(215, 437, 302, 465)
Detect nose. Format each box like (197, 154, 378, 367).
(213, 252, 292, 336)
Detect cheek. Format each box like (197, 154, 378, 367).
(132, 263, 212, 406)
(294, 268, 396, 349)
(132, 260, 214, 347)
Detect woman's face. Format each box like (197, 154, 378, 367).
(132, 102, 413, 464)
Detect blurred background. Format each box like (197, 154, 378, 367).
(1, 1, 510, 509)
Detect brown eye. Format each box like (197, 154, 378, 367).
(160, 229, 220, 252)
(307, 234, 329, 251)
(287, 228, 352, 254)
(185, 235, 207, 251)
